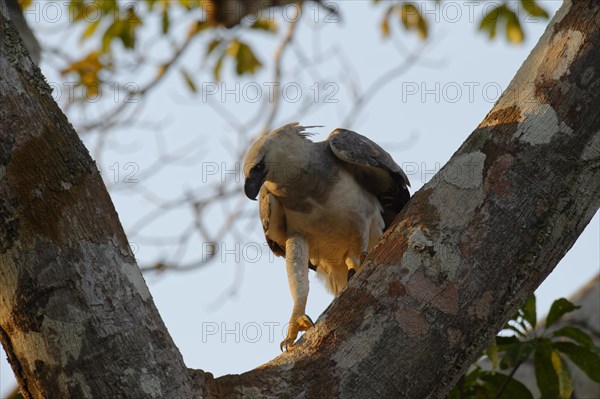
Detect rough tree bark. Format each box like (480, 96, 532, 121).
(0, 3, 199, 398)
(0, 0, 598, 398)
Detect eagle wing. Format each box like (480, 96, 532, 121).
(328, 128, 411, 227)
(259, 185, 317, 271)
(259, 186, 286, 258)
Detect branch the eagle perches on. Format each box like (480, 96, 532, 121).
(0, 0, 599, 398)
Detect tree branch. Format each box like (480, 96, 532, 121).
(0, 4, 196, 397)
(1, 0, 599, 398)
(207, 1, 600, 396)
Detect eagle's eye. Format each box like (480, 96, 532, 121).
(254, 160, 265, 171)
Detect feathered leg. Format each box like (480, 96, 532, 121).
(281, 235, 314, 351)
(346, 231, 369, 282)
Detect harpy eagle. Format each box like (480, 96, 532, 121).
(243, 123, 410, 350)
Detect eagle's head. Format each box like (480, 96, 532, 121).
(243, 123, 316, 200)
(243, 135, 269, 201)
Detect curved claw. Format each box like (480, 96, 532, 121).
(347, 268, 356, 281)
(280, 314, 314, 351)
(280, 338, 294, 352)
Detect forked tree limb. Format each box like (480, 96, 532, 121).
(210, 0, 600, 397)
(0, 0, 599, 398)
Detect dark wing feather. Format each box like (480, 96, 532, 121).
(259, 186, 286, 257)
(328, 128, 410, 228)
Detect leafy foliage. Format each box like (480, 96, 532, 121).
(448, 296, 600, 399)
(49, 0, 276, 91)
(376, 0, 549, 44)
(546, 298, 581, 328)
(479, 5, 524, 44)
(449, 367, 533, 399)
(381, 2, 428, 40)
(59, 51, 108, 97)
(23, 0, 553, 95)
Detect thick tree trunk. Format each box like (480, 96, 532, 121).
(0, 0, 598, 399)
(0, 3, 199, 398)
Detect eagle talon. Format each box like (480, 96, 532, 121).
(347, 268, 356, 281)
(280, 338, 294, 352)
(281, 314, 314, 351)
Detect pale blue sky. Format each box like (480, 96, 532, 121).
(1, 1, 598, 394)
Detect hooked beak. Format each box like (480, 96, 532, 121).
(244, 172, 267, 200)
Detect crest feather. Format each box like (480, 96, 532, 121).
(271, 122, 323, 139)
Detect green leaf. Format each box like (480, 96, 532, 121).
(479, 5, 504, 39)
(380, 18, 390, 37)
(521, 295, 536, 329)
(250, 19, 278, 33)
(479, 372, 534, 399)
(496, 335, 520, 348)
(162, 9, 170, 34)
(554, 341, 600, 382)
(179, 0, 193, 10)
(500, 340, 536, 369)
(20, 0, 32, 10)
(180, 68, 197, 93)
(102, 21, 121, 53)
(380, 5, 395, 38)
(192, 20, 212, 35)
(535, 339, 560, 399)
(446, 386, 460, 399)
(504, 9, 524, 44)
(551, 351, 573, 399)
(399, 3, 428, 39)
(118, 25, 135, 49)
(69, 0, 85, 22)
(486, 340, 500, 369)
(226, 39, 240, 57)
(97, 0, 118, 13)
(81, 19, 101, 43)
(233, 41, 262, 76)
(119, 7, 142, 49)
(520, 0, 549, 19)
(552, 326, 594, 349)
(546, 298, 580, 328)
(449, 366, 489, 399)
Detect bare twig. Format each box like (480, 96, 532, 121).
(262, 7, 300, 134)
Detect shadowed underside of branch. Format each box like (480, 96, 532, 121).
(0, 0, 599, 398)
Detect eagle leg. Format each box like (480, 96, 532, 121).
(345, 250, 367, 283)
(281, 235, 313, 351)
(345, 221, 370, 283)
(281, 314, 314, 352)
